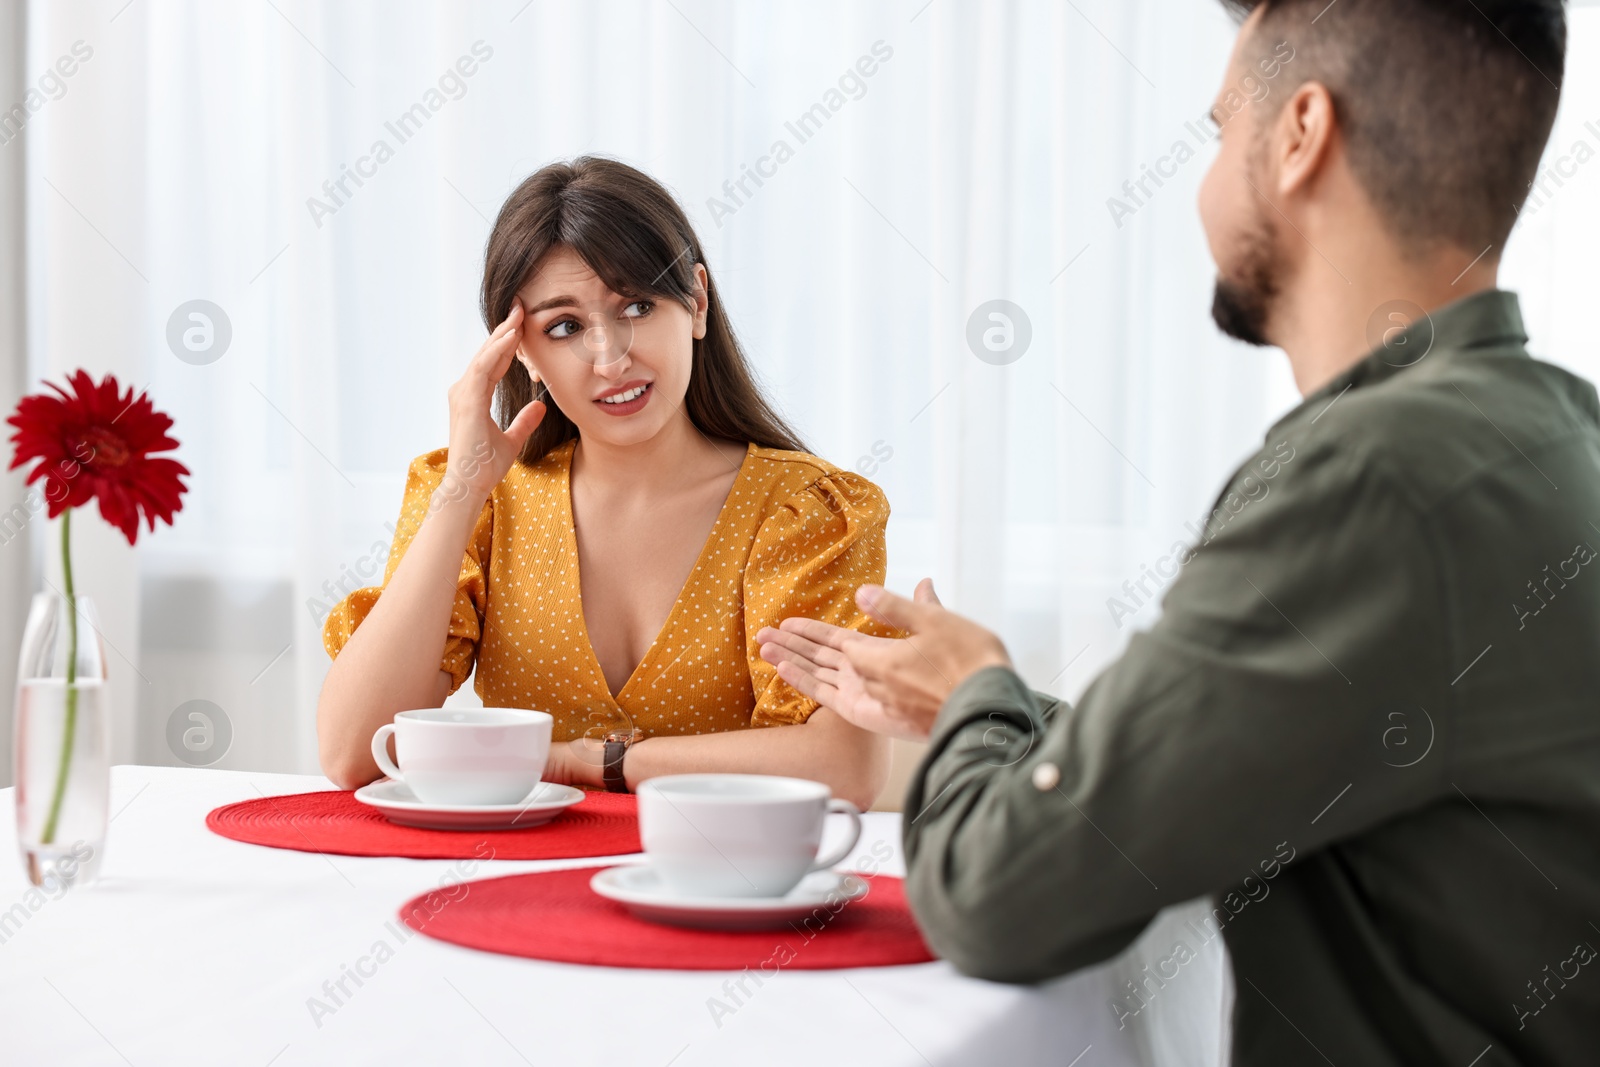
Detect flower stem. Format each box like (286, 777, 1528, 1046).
(39, 509, 79, 846)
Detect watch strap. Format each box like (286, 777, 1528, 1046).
(602, 737, 630, 793)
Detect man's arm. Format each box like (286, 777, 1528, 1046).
(901, 440, 1453, 983)
(1033, 690, 1069, 725)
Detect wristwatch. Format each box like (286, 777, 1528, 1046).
(602, 728, 644, 793)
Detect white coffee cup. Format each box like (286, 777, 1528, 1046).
(637, 774, 863, 898)
(370, 708, 552, 806)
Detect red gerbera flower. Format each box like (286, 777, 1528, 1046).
(6, 370, 189, 544)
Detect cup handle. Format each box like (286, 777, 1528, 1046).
(370, 724, 404, 784)
(807, 799, 863, 873)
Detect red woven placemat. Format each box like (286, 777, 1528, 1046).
(205, 789, 640, 860)
(399, 866, 935, 970)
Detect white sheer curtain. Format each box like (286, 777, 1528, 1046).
(14, 0, 1600, 790)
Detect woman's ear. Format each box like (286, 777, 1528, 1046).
(515, 348, 540, 383)
(691, 262, 710, 340)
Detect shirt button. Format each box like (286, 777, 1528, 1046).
(1032, 762, 1060, 791)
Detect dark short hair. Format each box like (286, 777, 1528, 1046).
(1221, 0, 1565, 253)
(481, 156, 806, 466)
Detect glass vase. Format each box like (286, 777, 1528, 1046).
(13, 591, 109, 889)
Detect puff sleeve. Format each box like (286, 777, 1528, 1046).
(743, 470, 893, 726)
(320, 448, 493, 696)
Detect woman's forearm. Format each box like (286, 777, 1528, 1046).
(612, 709, 891, 810)
(315, 489, 487, 788)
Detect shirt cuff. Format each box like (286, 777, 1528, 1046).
(902, 665, 1048, 822)
(926, 664, 1044, 751)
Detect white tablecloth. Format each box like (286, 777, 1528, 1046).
(0, 766, 1229, 1066)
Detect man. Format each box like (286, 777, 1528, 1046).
(759, 1, 1600, 1062)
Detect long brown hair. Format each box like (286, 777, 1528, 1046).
(480, 156, 806, 466)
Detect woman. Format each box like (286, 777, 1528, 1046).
(317, 157, 891, 808)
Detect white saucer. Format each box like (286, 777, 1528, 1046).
(352, 779, 586, 831)
(590, 865, 870, 930)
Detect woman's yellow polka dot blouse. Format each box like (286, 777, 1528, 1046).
(322, 439, 892, 741)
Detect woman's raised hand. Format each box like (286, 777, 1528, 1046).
(441, 298, 547, 502)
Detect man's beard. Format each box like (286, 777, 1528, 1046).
(1210, 205, 1282, 347)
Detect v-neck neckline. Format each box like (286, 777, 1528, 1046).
(558, 438, 757, 709)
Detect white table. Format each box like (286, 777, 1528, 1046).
(0, 766, 1229, 1066)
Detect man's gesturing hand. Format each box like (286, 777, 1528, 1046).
(757, 578, 1012, 742)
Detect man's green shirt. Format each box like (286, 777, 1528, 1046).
(902, 290, 1600, 1064)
